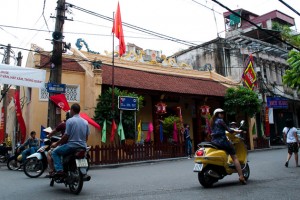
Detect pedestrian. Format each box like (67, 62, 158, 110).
(283, 118, 299, 167)
(17, 131, 39, 164)
(183, 124, 192, 159)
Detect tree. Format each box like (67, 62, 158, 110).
(224, 86, 262, 118)
(272, 22, 300, 90)
(283, 50, 300, 90)
(94, 87, 144, 139)
(162, 116, 181, 140)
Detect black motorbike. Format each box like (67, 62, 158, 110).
(7, 144, 24, 170)
(48, 147, 91, 195)
(0, 143, 11, 163)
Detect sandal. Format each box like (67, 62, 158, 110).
(285, 161, 288, 168)
(239, 177, 247, 185)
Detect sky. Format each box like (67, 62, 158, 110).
(0, 0, 299, 66)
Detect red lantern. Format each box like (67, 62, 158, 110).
(200, 105, 210, 116)
(156, 102, 167, 114)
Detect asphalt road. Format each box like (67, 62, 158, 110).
(0, 148, 300, 200)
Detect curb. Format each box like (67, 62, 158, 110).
(90, 146, 287, 169)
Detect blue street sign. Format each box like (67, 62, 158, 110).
(118, 96, 139, 110)
(267, 97, 288, 109)
(47, 83, 66, 93)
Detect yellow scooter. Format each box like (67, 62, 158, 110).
(193, 120, 250, 187)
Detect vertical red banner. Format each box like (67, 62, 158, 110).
(265, 107, 270, 137)
(0, 107, 4, 143)
(15, 91, 26, 143)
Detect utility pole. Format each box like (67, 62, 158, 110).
(2, 44, 11, 141)
(48, 0, 66, 128)
(15, 51, 22, 146)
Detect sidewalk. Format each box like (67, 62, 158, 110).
(90, 145, 287, 169)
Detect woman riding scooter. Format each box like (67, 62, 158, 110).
(210, 108, 246, 185)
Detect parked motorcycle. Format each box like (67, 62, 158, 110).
(0, 144, 11, 163)
(23, 136, 60, 178)
(7, 144, 24, 170)
(48, 147, 91, 194)
(193, 120, 250, 188)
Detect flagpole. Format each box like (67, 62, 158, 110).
(112, 11, 115, 116)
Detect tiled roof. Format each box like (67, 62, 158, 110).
(40, 55, 85, 72)
(102, 65, 228, 97)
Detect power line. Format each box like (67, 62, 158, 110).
(211, 0, 300, 52)
(279, 0, 300, 17)
(66, 3, 198, 47)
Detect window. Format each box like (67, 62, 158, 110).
(39, 84, 80, 102)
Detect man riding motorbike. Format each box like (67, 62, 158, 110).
(45, 111, 71, 176)
(18, 131, 39, 164)
(49, 103, 90, 177)
(210, 108, 246, 185)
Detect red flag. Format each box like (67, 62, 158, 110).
(15, 91, 26, 143)
(242, 54, 257, 90)
(173, 121, 178, 143)
(0, 107, 4, 143)
(112, 2, 126, 56)
(79, 112, 101, 130)
(49, 94, 70, 112)
(110, 119, 117, 142)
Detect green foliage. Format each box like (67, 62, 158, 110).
(272, 22, 300, 47)
(94, 87, 144, 139)
(224, 86, 262, 117)
(283, 50, 300, 90)
(162, 116, 181, 139)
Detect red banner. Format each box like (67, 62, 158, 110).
(242, 54, 257, 90)
(265, 107, 270, 137)
(79, 112, 101, 130)
(15, 91, 26, 143)
(0, 107, 4, 143)
(49, 94, 70, 112)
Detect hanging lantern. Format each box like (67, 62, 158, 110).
(200, 105, 210, 116)
(156, 102, 167, 115)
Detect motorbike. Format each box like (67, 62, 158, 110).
(7, 144, 24, 170)
(193, 120, 250, 188)
(23, 136, 61, 178)
(0, 143, 11, 163)
(47, 147, 91, 195)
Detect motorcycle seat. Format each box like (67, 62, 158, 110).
(198, 142, 219, 149)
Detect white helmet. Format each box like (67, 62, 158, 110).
(213, 108, 224, 116)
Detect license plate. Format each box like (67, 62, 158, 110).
(76, 159, 88, 167)
(193, 163, 203, 172)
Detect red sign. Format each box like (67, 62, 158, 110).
(242, 54, 257, 90)
(265, 107, 270, 137)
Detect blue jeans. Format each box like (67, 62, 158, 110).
(52, 144, 76, 172)
(185, 139, 192, 156)
(22, 147, 38, 162)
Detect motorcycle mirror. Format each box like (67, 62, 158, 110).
(240, 120, 245, 127)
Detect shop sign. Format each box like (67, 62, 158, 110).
(267, 97, 288, 109)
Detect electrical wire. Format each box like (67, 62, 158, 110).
(211, 0, 300, 52)
(279, 0, 300, 17)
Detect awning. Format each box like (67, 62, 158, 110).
(0, 63, 46, 88)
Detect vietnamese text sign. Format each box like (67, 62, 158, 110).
(0, 63, 46, 88)
(47, 83, 66, 93)
(118, 96, 139, 110)
(267, 97, 288, 109)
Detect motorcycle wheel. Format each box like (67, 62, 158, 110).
(69, 168, 83, 195)
(198, 167, 218, 188)
(242, 163, 250, 181)
(23, 158, 45, 178)
(7, 156, 22, 170)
